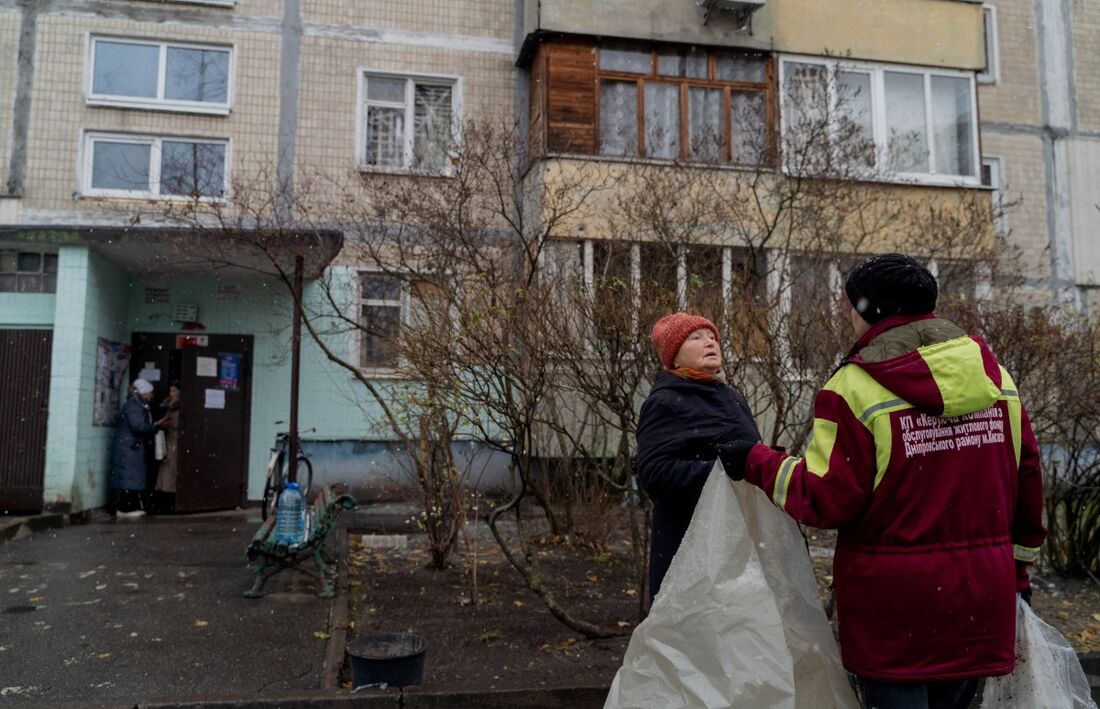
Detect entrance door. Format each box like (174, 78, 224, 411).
(130, 333, 253, 512)
(0, 329, 52, 512)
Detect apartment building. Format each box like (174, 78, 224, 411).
(0, 0, 516, 514)
(977, 0, 1100, 309)
(3, 0, 1047, 516)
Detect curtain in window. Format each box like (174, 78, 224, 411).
(366, 106, 404, 168)
(688, 87, 724, 162)
(600, 81, 639, 157)
(645, 83, 680, 159)
(731, 91, 766, 165)
(414, 84, 453, 171)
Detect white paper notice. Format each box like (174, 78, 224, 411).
(204, 389, 226, 410)
(196, 356, 217, 377)
(139, 368, 161, 382)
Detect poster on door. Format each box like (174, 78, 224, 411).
(94, 338, 131, 426)
(218, 353, 241, 391)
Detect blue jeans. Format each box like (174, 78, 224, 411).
(857, 677, 979, 709)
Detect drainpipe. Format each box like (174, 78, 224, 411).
(288, 254, 304, 484)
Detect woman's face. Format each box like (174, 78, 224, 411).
(168, 386, 180, 403)
(674, 328, 722, 373)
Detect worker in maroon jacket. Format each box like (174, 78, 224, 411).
(717, 254, 1045, 709)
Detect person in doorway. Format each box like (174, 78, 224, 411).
(716, 254, 1046, 709)
(635, 312, 762, 605)
(110, 378, 160, 518)
(154, 382, 181, 513)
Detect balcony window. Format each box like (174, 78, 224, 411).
(88, 37, 232, 114)
(780, 56, 980, 185)
(595, 43, 773, 165)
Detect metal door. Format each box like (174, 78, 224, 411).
(176, 335, 253, 512)
(0, 329, 52, 512)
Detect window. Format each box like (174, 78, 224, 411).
(88, 37, 232, 114)
(359, 273, 404, 370)
(0, 251, 58, 293)
(780, 56, 980, 184)
(978, 5, 1000, 85)
(357, 272, 451, 371)
(981, 156, 1008, 238)
(597, 43, 772, 165)
(359, 72, 459, 173)
(84, 133, 228, 199)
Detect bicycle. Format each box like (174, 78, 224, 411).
(261, 423, 315, 521)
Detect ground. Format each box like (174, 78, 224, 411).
(342, 517, 1100, 693)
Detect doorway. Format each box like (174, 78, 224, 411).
(0, 329, 52, 512)
(130, 332, 253, 512)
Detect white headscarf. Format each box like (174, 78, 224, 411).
(132, 378, 154, 396)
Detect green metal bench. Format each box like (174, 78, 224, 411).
(244, 486, 356, 599)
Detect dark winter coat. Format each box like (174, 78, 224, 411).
(111, 396, 156, 491)
(635, 370, 761, 603)
(741, 315, 1046, 681)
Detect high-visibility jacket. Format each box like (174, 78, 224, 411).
(742, 314, 1045, 682)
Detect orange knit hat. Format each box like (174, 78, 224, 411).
(650, 313, 719, 370)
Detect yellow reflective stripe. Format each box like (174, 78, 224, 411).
(824, 365, 907, 431)
(872, 416, 893, 490)
(773, 456, 798, 509)
(921, 337, 1001, 417)
(805, 418, 838, 478)
(1013, 544, 1040, 563)
(1000, 368, 1023, 467)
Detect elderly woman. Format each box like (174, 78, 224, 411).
(636, 313, 761, 603)
(110, 378, 159, 518)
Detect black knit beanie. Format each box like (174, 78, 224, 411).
(845, 253, 938, 325)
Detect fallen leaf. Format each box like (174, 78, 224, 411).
(586, 574, 599, 582)
(28, 597, 43, 603)
(1092, 613, 1100, 623)
(96, 653, 111, 659)
(538, 643, 552, 652)
(560, 637, 577, 648)
(193, 620, 209, 628)
(1057, 611, 1070, 619)
(314, 631, 330, 640)
(512, 600, 525, 608)
(347, 620, 356, 630)
(624, 589, 637, 597)
(616, 620, 631, 628)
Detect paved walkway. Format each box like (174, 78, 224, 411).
(0, 512, 332, 706)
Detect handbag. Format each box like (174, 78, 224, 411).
(154, 430, 167, 461)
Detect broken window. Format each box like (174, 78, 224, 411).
(361, 73, 456, 173)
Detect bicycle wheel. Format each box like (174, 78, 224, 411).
(296, 456, 314, 498)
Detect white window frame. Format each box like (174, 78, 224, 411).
(355, 69, 463, 176)
(779, 55, 982, 187)
(978, 5, 1000, 85)
(86, 35, 235, 115)
(82, 131, 230, 201)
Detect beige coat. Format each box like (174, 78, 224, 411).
(156, 403, 180, 493)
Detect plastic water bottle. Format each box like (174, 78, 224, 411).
(274, 482, 306, 546)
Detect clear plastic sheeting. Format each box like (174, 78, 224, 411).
(981, 597, 1097, 708)
(606, 464, 858, 709)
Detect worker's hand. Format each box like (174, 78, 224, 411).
(715, 441, 755, 481)
(1019, 587, 1033, 606)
